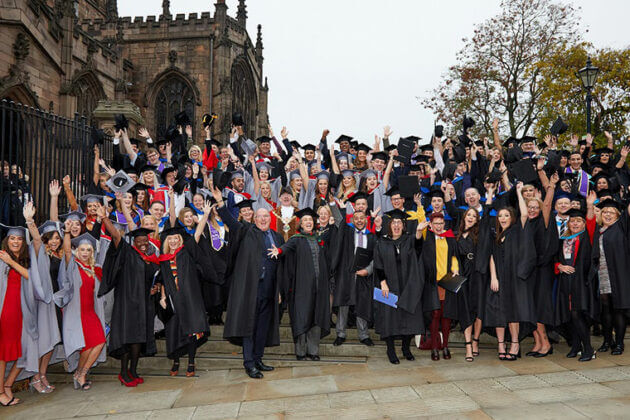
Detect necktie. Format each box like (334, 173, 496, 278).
(357, 231, 365, 248)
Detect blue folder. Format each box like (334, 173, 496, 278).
(373, 287, 398, 308)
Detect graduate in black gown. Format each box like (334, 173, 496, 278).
(213, 188, 284, 379)
(158, 202, 213, 378)
(99, 216, 160, 387)
(592, 198, 630, 355)
(554, 202, 598, 362)
(373, 209, 426, 364)
(330, 210, 377, 347)
(486, 183, 537, 361)
(269, 208, 331, 361)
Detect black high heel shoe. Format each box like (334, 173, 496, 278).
(464, 342, 474, 362)
(497, 341, 507, 360)
(597, 341, 611, 353)
(472, 337, 480, 357)
(505, 341, 520, 361)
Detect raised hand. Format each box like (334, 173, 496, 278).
(604, 131, 613, 142)
(203, 200, 212, 215)
(569, 134, 578, 147)
(23, 201, 35, 222)
(492, 118, 499, 131)
(586, 190, 597, 207)
(550, 172, 559, 186)
(322, 129, 330, 139)
(621, 145, 630, 158)
(211, 187, 223, 204)
(0, 250, 14, 264)
(96, 203, 107, 219)
(268, 124, 274, 138)
(267, 244, 280, 259)
(138, 127, 150, 138)
(49, 180, 62, 197)
(281, 126, 288, 139)
(383, 125, 392, 138)
(62, 175, 71, 187)
(185, 125, 193, 138)
(585, 133, 593, 146)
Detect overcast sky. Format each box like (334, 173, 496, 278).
(119, 1, 629, 145)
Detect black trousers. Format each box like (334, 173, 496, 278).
(243, 297, 273, 369)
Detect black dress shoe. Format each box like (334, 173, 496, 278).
(442, 347, 451, 360)
(255, 361, 274, 371)
(333, 337, 346, 346)
(431, 349, 440, 361)
(525, 351, 539, 357)
(597, 341, 610, 353)
(402, 349, 415, 361)
(611, 344, 624, 356)
(246, 367, 263, 379)
(566, 348, 580, 358)
(360, 338, 375, 347)
(579, 351, 596, 362)
(296, 355, 307, 361)
(307, 354, 320, 361)
(533, 346, 553, 358)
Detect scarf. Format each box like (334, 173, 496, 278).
(132, 246, 160, 264)
(208, 222, 225, 251)
(430, 229, 455, 238)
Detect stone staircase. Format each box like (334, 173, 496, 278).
(45, 313, 504, 381)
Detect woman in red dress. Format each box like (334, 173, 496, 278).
(62, 226, 106, 391)
(0, 227, 31, 406)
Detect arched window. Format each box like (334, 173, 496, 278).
(154, 76, 195, 140)
(72, 73, 104, 126)
(231, 58, 257, 140)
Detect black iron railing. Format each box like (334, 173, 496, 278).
(0, 100, 112, 225)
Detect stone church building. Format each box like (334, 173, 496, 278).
(0, 0, 269, 142)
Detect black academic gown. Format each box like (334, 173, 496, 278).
(529, 216, 558, 326)
(482, 222, 537, 330)
(279, 234, 331, 340)
(99, 240, 158, 358)
(160, 238, 211, 359)
(218, 206, 284, 347)
(198, 224, 229, 313)
(554, 230, 599, 325)
(373, 234, 426, 339)
(592, 210, 630, 309)
(330, 221, 375, 322)
(419, 230, 455, 313)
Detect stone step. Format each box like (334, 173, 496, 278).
(46, 353, 367, 379)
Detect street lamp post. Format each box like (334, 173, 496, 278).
(576, 57, 600, 133)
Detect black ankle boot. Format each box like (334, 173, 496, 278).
(386, 339, 399, 364)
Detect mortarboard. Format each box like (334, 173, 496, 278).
(419, 144, 433, 153)
(355, 143, 372, 153)
(596, 198, 621, 211)
(485, 168, 504, 184)
(427, 189, 445, 200)
(38, 220, 63, 236)
(107, 170, 136, 194)
(565, 208, 586, 219)
(301, 144, 317, 152)
(385, 187, 401, 197)
(397, 176, 420, 198)
(505, 145, 523, 164)
(160, 226, 186, 242)
(295, 208, 318, 220)
(348, 191, 369, 203)
(360, 169, 378, 179)
(114, 114, 129, 131)
(519, 136, 537, 145)
(335, 134, 353, 144)
(230, 169, 245, 181)
(255, 161, 273, 173)
(71, 233, 97, 249)
(316, 171, 330, 181)
(434, 125, 444, 138)
(336, 152, 350, 162)
(240, 139, 257, 156)
(503, 137, 519, 148)
(110, 220, 128, 233)
(462, 115, 475, 132)
(236, 199, 256, 209)
(371, 151, 388, 162)
(91, 127, 105, 146)
(127, 227, 155, 238)
(594, 147, 614, 155)
(206, 138, 221, 148)
(384, 143, 397, 152)
(289, 140, 301, 150)
(0, 224, 28, 240)
(457, 135, 472, 147)
(289, 170, 302, 180)
(201, 113, 217, 128)
(509, 159, 538, 184)
(596, 189, 613, 198)
(550, 116, 568, 136)
(403, 136, 422, 143)
(395, 137, 415, 164)
(59, 211, 87, 223)
(341, 169, 356, 178)
(160, 167, 178, 184)
(81, 194, 105, 205)
(350, 140, 359, 149)
(385, 208, 408, 220)
(174, 111, 191, 127)
(256, 136, 272, 145)
(231, 112, 245, 127)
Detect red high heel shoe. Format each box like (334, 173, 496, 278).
(128, 371, 144, 384)
(118, 374, 137, 387)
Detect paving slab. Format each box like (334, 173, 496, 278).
(327, 389, 376, 408)
(76, 389, 182, 417)
(496, 374, 551, 390)
(535, 370, 595, 386)
(190, 402, 241, 419)
(484, 402, 588, 419)
(369, 385, 420, 404)
(244, 375, 337, 401)
(565, 396, 630, 418)
(148, 406, 196, 420)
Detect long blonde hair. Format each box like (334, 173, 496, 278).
(162, 234, 183, 254)
(337, 176, 357, 200)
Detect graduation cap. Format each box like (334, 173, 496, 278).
(591, 172, 610, 185)
(403, 136, 422, 143)
(212, 168, 231, 190)
(174, 111, 191, 127)
(127, 227, 155, 238)
(474, 140, 484, 147)
(255, 161, 273, 173)
(419, 144, 433, 153)
(355, 143, 372, 153)
(397, 175, 420, 198)
(160, 226, 186, 241)
(554, 190, 574, 201)
(385, 208, 408, 221)
(301, 143, 317, 152)
(206, 138, 222, 148)
(335, 134, 353, 144)
(341, 169, 356, 178)
(114, 114, 129, 131)
(157, 125, 178, 146)
(256, 136, 271, 145)
(452, 145, 467, 163)
(289, 140, 301, 150)
(596, 189, 613, 198)
(594, 147, 614, 155)
(371, 151, 388, 162)
(395, 137, 415, 164)
(385, 187, 401, 197)
(485, 168, 504, 184)
(231, 112, 245, 127)
(550, 116, 568, 136)
(559, 150, 571, 158)
(230, 170, 245, 181)
(172, 173, 189, 195)
(38, 220, 63, 236)
(316, 171, 330, 181)
(336, 152, 350, 162)
(240, 139, 258, 156)
(236, 199, 256, 209)
(160, 167, 178, 184)
(0, 224, 28, 240)
(434, 125, 444, 138)
(360, 169, 378, 179)
(505, 145, 523, 164)
(408, 164, 422, 172)
(81, 194, 105, 205)
(565, 208, 586, 220)
(442, 163, 457, 181)
(201, 113, 218, 128)
(415, 155, 431, 164)
(107, 170, 136, 194)
(537, 141, 549, 150)
(348, 191, 369, 203)
(59, 211, 87, 223)
(295, 207, 318, 220)
(462, 115, 475, 133)
(350, 140, 359, 149)
(509, 159, 538, 184)
(384, 143, 397, 152)
(91, 127, 105, 146)
(503, 137, 519, 148)
(289, 170, 302, 181)
(519, 136, 537, 145)
(70, 233, 98, 249)
(596, 198, 621, 211)
(427, 188, 445, 200)
(457, 135, 472, 147)
(110, 220, 129, 233)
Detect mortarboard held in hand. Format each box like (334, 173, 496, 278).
(397, 175, 421, 198)
(201, 113, 218, 128)
(91, 127, 105, 146)
(174, 111, 191, 127)
(550, 116, 568, 137)
(231, 112, 245, 127)
(106, 170, 136, 194)
(114, 114, 129, 131)
(509, 159, 538, 185)
(395, 137, 415, 164)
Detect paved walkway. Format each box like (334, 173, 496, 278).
(8, 339, 630, 419)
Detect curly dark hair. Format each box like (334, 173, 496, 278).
(1, 236, 30, 269)
(495, 207, 516, 244)
(456, 208, 480, 244)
